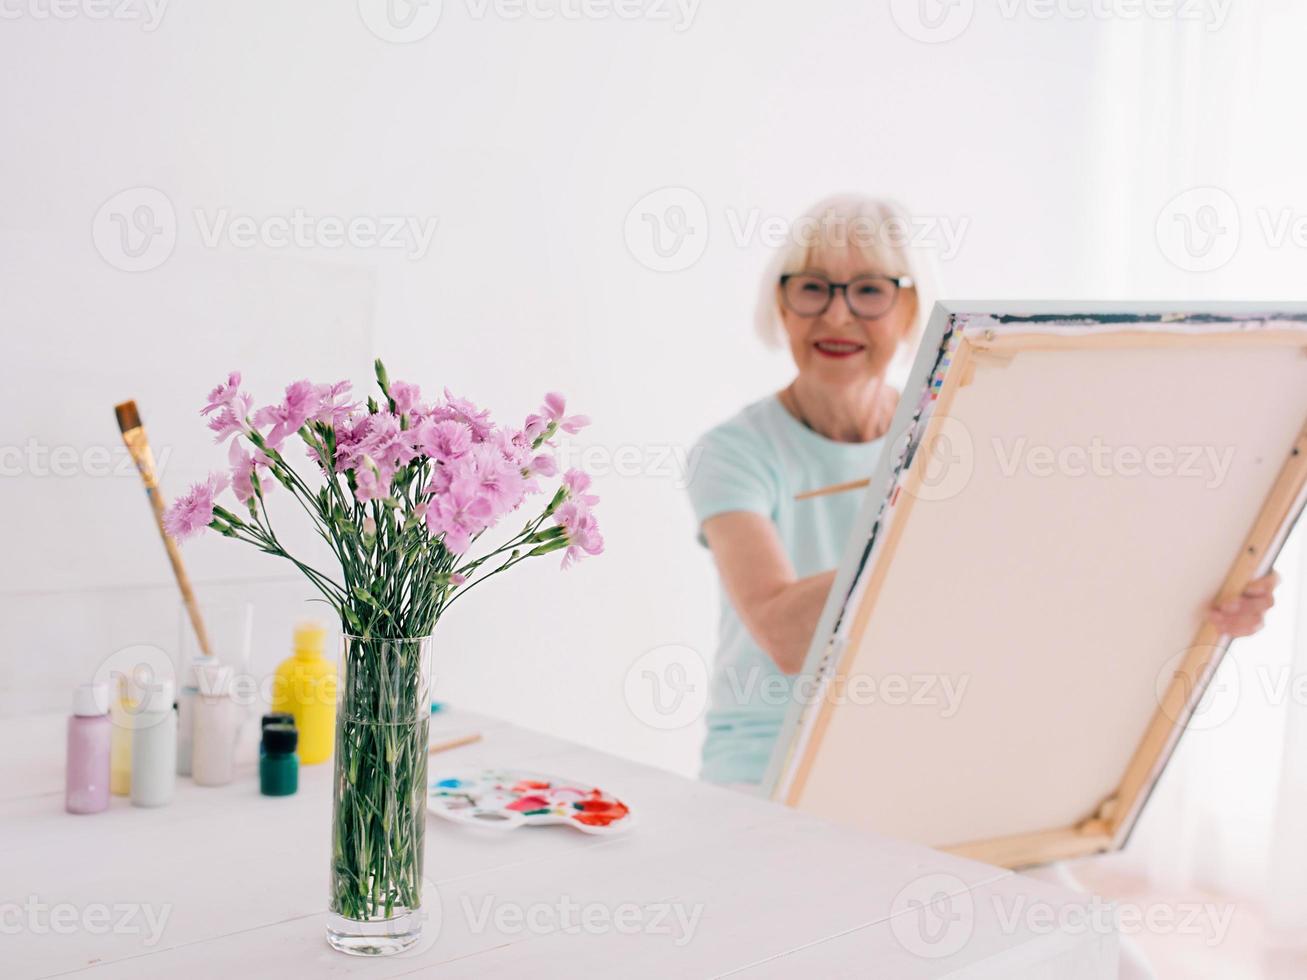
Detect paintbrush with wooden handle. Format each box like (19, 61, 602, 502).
(794, 477, 871, 501)
(428, 732, 482, 755)
(115, 400, 214, 657)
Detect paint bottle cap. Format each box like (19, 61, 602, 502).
(196, 661, 232, 697)
(262, 724, 298, 755)
(181, 655, 209, 691)
(137, 679, 176, 713)
(262, 712, 295, 730)
(293, 621, 327, 660)
(72, 682, 109, 717)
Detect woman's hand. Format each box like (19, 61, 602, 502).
(702, 511, 835, 675)
(1207, 570, 1279, 637)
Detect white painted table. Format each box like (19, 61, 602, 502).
(1, 710, 1118, 978)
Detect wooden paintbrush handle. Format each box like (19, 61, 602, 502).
(150, 483, 215, 660)
(428, 732, 482, 755)
(794, 477, 871, 501)
(121, 422, 214, 658)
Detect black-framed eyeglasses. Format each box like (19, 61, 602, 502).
(779, 272, 914, 320)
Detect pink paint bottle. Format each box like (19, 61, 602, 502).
(66, 683, 112, 814)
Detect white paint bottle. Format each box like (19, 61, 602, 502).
(130, 679, 177, 807)
(176, 656, 206, 777)
(192, 663, 235, 787)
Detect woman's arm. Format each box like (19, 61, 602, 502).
(702, 511, 834, 675)
(704, 511, 1279, 676)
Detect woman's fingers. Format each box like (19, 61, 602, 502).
(1216, 593, 1277, 618)
(1206, 570, 1280, 637)
(1208, 609, 1265, 637)
(1241, 570, 1281, 597)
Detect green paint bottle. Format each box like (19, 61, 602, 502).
(260, 724, 299, 797)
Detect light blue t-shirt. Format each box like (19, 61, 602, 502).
(687, 394, 883, 784)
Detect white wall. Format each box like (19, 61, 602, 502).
(2, 3, 1299, 797)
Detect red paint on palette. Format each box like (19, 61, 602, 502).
(429, 768, 635, 835)
(506, 793, 550, 812)
(573, 791, 630, 827)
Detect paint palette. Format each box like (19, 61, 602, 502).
(427, 768, 634, 836)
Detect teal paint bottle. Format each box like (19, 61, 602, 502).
(260, 724, 299, 797)
(259, 713, 295, 758)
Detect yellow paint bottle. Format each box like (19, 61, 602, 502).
(109, 678, 134, 795)
(272, 622, 337, 765)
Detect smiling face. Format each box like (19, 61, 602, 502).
(778, 244, 914, 390)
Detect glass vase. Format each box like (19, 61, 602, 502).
(326, 633, 434, 955)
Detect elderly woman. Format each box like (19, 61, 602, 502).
(687, 193, 1280, 789)
(687, 195, 1279, 980)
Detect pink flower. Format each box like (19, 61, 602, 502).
(429, 389, 494, 442)
(523, 416, 548, 443)
(228, 439, 271, 505)
(491, 428, 526, 468)
(465, 443, 528, 516)
(332, 411, 415, 474)
(528, 392, 590, 436)
(163, 472, 229, 541)
(424, 458, 455, 497)
(201, 372, 244, 417)
(352, 455, 393, 503)
(365, 412, 418, 470)
(553, 499, 603, 569)
(332, 413, 370, 472)
(411, 418, 473, 462)
(529, 453, 557, 478)
(206, 392, 252, 443)
(388, 380, 423, 417)
(424, 470, 495, 554)
(562, 468, 598, 506)
(313, 381, 357, 426)
(254, 380, 321, 449)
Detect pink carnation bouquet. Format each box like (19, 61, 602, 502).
(166, 359, 602, 637)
